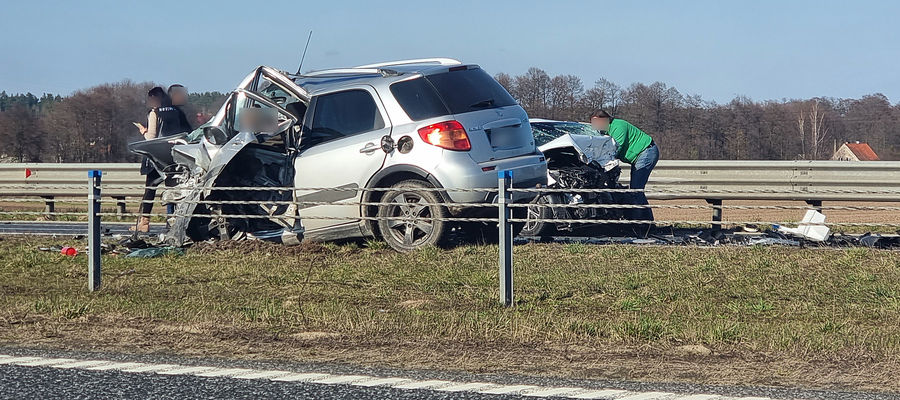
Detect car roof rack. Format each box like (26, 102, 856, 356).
(353, 58, 462, 68)
(298, 68, 401, 78)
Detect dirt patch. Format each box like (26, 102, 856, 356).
(397, 299, 429, 309)
(2, 321, 899, 393)
(675, 344, 712, 356)
(290, 331, 341, 341)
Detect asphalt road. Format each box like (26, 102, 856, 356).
(1, 347, 899, 400)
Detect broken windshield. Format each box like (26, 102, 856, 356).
(532, 122, 602, 146)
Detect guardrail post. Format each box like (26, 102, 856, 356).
(88, 170, 102, 292)
(114, 196, 127, 220)
(41, 196, 55, 220)
(706, 199, 722, 230)
(806, 200, 823, 214)
(498, 170, 514, 307)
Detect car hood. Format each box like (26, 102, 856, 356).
(537, 134, 617, 165)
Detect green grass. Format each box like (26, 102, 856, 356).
(1, 238, 899, 359)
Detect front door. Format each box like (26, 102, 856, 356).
(294, 86, 392, 232)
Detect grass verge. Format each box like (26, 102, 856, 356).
(1, 237, 899, 391)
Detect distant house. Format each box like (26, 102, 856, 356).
(831, 142, 880, 161)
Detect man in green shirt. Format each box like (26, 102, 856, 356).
(589, 109, 659, 223)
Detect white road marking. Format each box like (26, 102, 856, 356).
(157, 366, 220, 376)
(231, 370, 294, 380)
(570, 389, 630, 399)
(270, 372, 332, 382)
(0, 353, 773, 399)
(523, 387, 586, 397)
(435, 382, 499, 392)
(309, 374, 374, 384)
(479, 384, 541, 394)
(0, 356, 42, 365)
(119, 363, 179, 373)
(14, 358, 76, 367)
(392, 380, 454, 390)
(193, 368, 255, 377)
(618, 392, 677, 400)
(52, 360, 115, 369)
(351, 377, 413, 387)
(85, 362, 148, 371)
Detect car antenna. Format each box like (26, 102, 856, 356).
(296, 31, 313, 75)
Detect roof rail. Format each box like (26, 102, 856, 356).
(300, 68, 400, 78)
(353, 58, 462, 69)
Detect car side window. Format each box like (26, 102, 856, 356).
(304, 89, 385, 149)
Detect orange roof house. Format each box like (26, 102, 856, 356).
(832, 142, 880, 161)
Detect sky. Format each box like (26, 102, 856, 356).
(2, 0, 899, 103)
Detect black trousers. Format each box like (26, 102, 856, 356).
(139, 170, 162, 216)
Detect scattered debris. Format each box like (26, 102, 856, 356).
(775, 210, 830, 242)
(125, 247, 184, 258)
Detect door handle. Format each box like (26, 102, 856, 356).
(359, 143, 379, 154)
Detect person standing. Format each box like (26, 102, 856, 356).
(131, 87, 192, 232)
(167, 84, 193, 132)
(589, 109, 659, 226)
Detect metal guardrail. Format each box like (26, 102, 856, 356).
(5, 161, 900, 202)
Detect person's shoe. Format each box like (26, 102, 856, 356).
(129, 217, 151, 233)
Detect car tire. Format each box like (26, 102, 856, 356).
(520, 195, 558, 237)
(377, 180, 448, 252)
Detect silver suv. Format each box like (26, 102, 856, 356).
(132, 59, 547, 251)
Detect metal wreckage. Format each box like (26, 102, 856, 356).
(130, 67, 306, 246)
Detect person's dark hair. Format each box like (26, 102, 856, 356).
(148, 86, 171, 106)
(589, 109, 612, 119)
(167, 84, 184, 94)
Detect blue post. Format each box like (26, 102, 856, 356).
(88, 170, 102, 291)
(498, 170, 513, 307)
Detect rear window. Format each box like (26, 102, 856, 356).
(389, 78, 449, 121)
(390, 67, 518, 121)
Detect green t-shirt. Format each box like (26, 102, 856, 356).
(606, 119, 653, 164)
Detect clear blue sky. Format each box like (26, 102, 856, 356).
(2, 0, 899, 103)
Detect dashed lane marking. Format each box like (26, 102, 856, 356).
(0, 354, 776, 400)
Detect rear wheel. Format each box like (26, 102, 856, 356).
(377, 180, 448, 252)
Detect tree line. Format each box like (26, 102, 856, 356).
(0, 84, 226, 163)
(1, 69, 898, 162)
(496, 68, 899, 160)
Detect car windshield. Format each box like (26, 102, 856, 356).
(531, 121, 602, 146)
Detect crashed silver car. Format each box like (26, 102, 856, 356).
(521, 119, 629, 236)
(130, 60, 547, 251)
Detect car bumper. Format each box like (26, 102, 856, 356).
(432, 152, 547, 203)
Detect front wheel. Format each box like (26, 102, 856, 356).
(520, 195, 558, 237)
(377, 180, 448, 252)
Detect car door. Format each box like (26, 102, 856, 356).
(294, 86, 392, 232)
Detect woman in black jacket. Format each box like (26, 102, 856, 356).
(132, 87, 191, 232)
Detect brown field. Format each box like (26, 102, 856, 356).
(654, 199, 900, 227)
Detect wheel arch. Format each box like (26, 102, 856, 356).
(360, 164, 449, 237)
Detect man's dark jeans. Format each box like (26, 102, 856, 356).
(628, 143, 659, 222)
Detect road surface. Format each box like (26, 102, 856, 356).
(1, 348, 897, 400)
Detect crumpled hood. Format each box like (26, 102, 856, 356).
(538, 134, 618, 165)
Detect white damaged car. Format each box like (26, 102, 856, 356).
(521, 119, 630, 236)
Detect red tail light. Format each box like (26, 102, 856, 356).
(417, 120, 471, 151)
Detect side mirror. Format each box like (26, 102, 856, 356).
(203, 126, 229, 146)
(380, 135, 395, 153)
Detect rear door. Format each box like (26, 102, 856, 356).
(293, 86, 392, 232)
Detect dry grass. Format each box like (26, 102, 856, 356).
(1, 237, 900, 391)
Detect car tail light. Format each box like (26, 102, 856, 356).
(417, 120, 471, 151)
